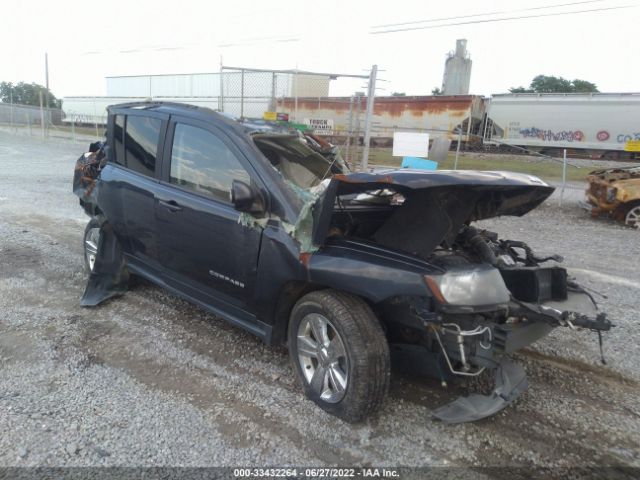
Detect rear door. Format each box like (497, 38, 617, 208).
(156, 116, 264, 319)
(100, 110, 168, 276)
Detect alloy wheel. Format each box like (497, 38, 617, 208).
(296, 313, 349, 403)
(84, 227, 100, 271)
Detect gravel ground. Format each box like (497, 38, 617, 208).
(1, 132, 639, 476)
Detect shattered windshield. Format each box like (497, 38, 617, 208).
(253, 134, 338, 190)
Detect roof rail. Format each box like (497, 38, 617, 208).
(106, 100, 215, 114)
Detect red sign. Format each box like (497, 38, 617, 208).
(597, 130, 610, 141)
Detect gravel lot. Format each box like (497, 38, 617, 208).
(1, 132, 639, 476)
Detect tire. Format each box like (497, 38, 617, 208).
(83, 218, 101, 273)
(623, 201, 640, 229)
(83, 218, 143, 286)
(287, 289, 390, 423)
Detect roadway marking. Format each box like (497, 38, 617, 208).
(569, 268, 640, 290)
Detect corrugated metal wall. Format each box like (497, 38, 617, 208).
(106, 76, 152, 97)
(105, 72, 323, 98)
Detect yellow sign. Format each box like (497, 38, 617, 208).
(624, 140, 640, 152)
(263, 111, 277, 121)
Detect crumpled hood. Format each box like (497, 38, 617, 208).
(311, 169, 555, 255)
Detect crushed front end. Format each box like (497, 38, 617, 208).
(382, 225, 612, 423)
(310, 170, 614, 424)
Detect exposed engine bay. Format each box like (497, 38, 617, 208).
(319, 185, 613, 423)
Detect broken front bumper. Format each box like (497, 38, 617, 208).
(393, 290, 612, 424)
(432, 359, 527, 424)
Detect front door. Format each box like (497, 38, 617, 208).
(156, 117, 263, 319)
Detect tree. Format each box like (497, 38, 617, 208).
(571, 79, 599, 93)
(509, 75, 599, 94)
(508, 86, 534, 93)
(431, 87, 442, 95)
(530, 75, 574, 93)
(0, 81, 61, 108)
(391, 92, 406, 96)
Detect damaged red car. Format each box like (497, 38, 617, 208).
(73, 102, 611, 424)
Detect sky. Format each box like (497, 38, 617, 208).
(1, 0, 638, 99)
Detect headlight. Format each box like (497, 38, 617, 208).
(425, 266, 510, 307)
(606, 187, 617, 203)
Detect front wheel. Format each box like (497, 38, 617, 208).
(287, 290, 390, 423)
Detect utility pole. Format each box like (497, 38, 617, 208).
(44, 52, 50, 110)
(361, 64, 377, 172)
(10, 89, 14, 131)
(219, 55, 224, 111)
(560, 149, 567, 206)
(354, 94, 362, 164)
(45, 52, 49, 90)
(454, 126, 462, 170)
(39, 90, 45, 139)
(240, 68, 245, 119)
(294, 65, 299, 123)
(345, 95, 354, 165)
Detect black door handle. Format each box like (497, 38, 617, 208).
(159, 199, 183, 212)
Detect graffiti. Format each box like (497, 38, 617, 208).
(596, 130, 610, 141)
(617, 133, 640, 143)
(519, 127, 584, 142)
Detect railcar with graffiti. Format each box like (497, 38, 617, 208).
(62, 92, 640, 159)
(484, 93, 640, 159)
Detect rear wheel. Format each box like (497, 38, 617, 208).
(83, 218, 101, 273)
(624, 202, 640, 229)
(83, 218, 143, 286)
(288, 290, 390, 422)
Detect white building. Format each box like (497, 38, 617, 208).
(63, 70, 331, 123)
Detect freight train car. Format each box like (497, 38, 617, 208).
(275, 95, 486, 147)
(485, 93, 640, 159)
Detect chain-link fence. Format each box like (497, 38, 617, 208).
(1, 67, 379, 166)
(0, 102, 60, 125)
(220, 66, 376, 167)
(0, 101, 108, 142)
(220, 66, 370, 121)
(0, 87, 480, 171)
(0, 102, 94, 141)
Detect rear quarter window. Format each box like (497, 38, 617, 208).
(124, 116, 161, 178)
(112, 114, 125, 166)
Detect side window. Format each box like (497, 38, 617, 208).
(169, 123, 250, 202)
(112, 114, 125, 166)
(124, 115, 161, 178)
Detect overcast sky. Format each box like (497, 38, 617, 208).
(1, 0, 638, 99)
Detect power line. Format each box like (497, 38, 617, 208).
(80, 34, 301, 56)
(371, 5, 635, 35)
(370, 0, 606, 29)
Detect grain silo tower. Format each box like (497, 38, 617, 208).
(441, 39, 472, 95)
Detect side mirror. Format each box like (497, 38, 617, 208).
(230, 180, 266, 215)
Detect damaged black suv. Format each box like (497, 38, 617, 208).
(73, 102, 611, 424)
